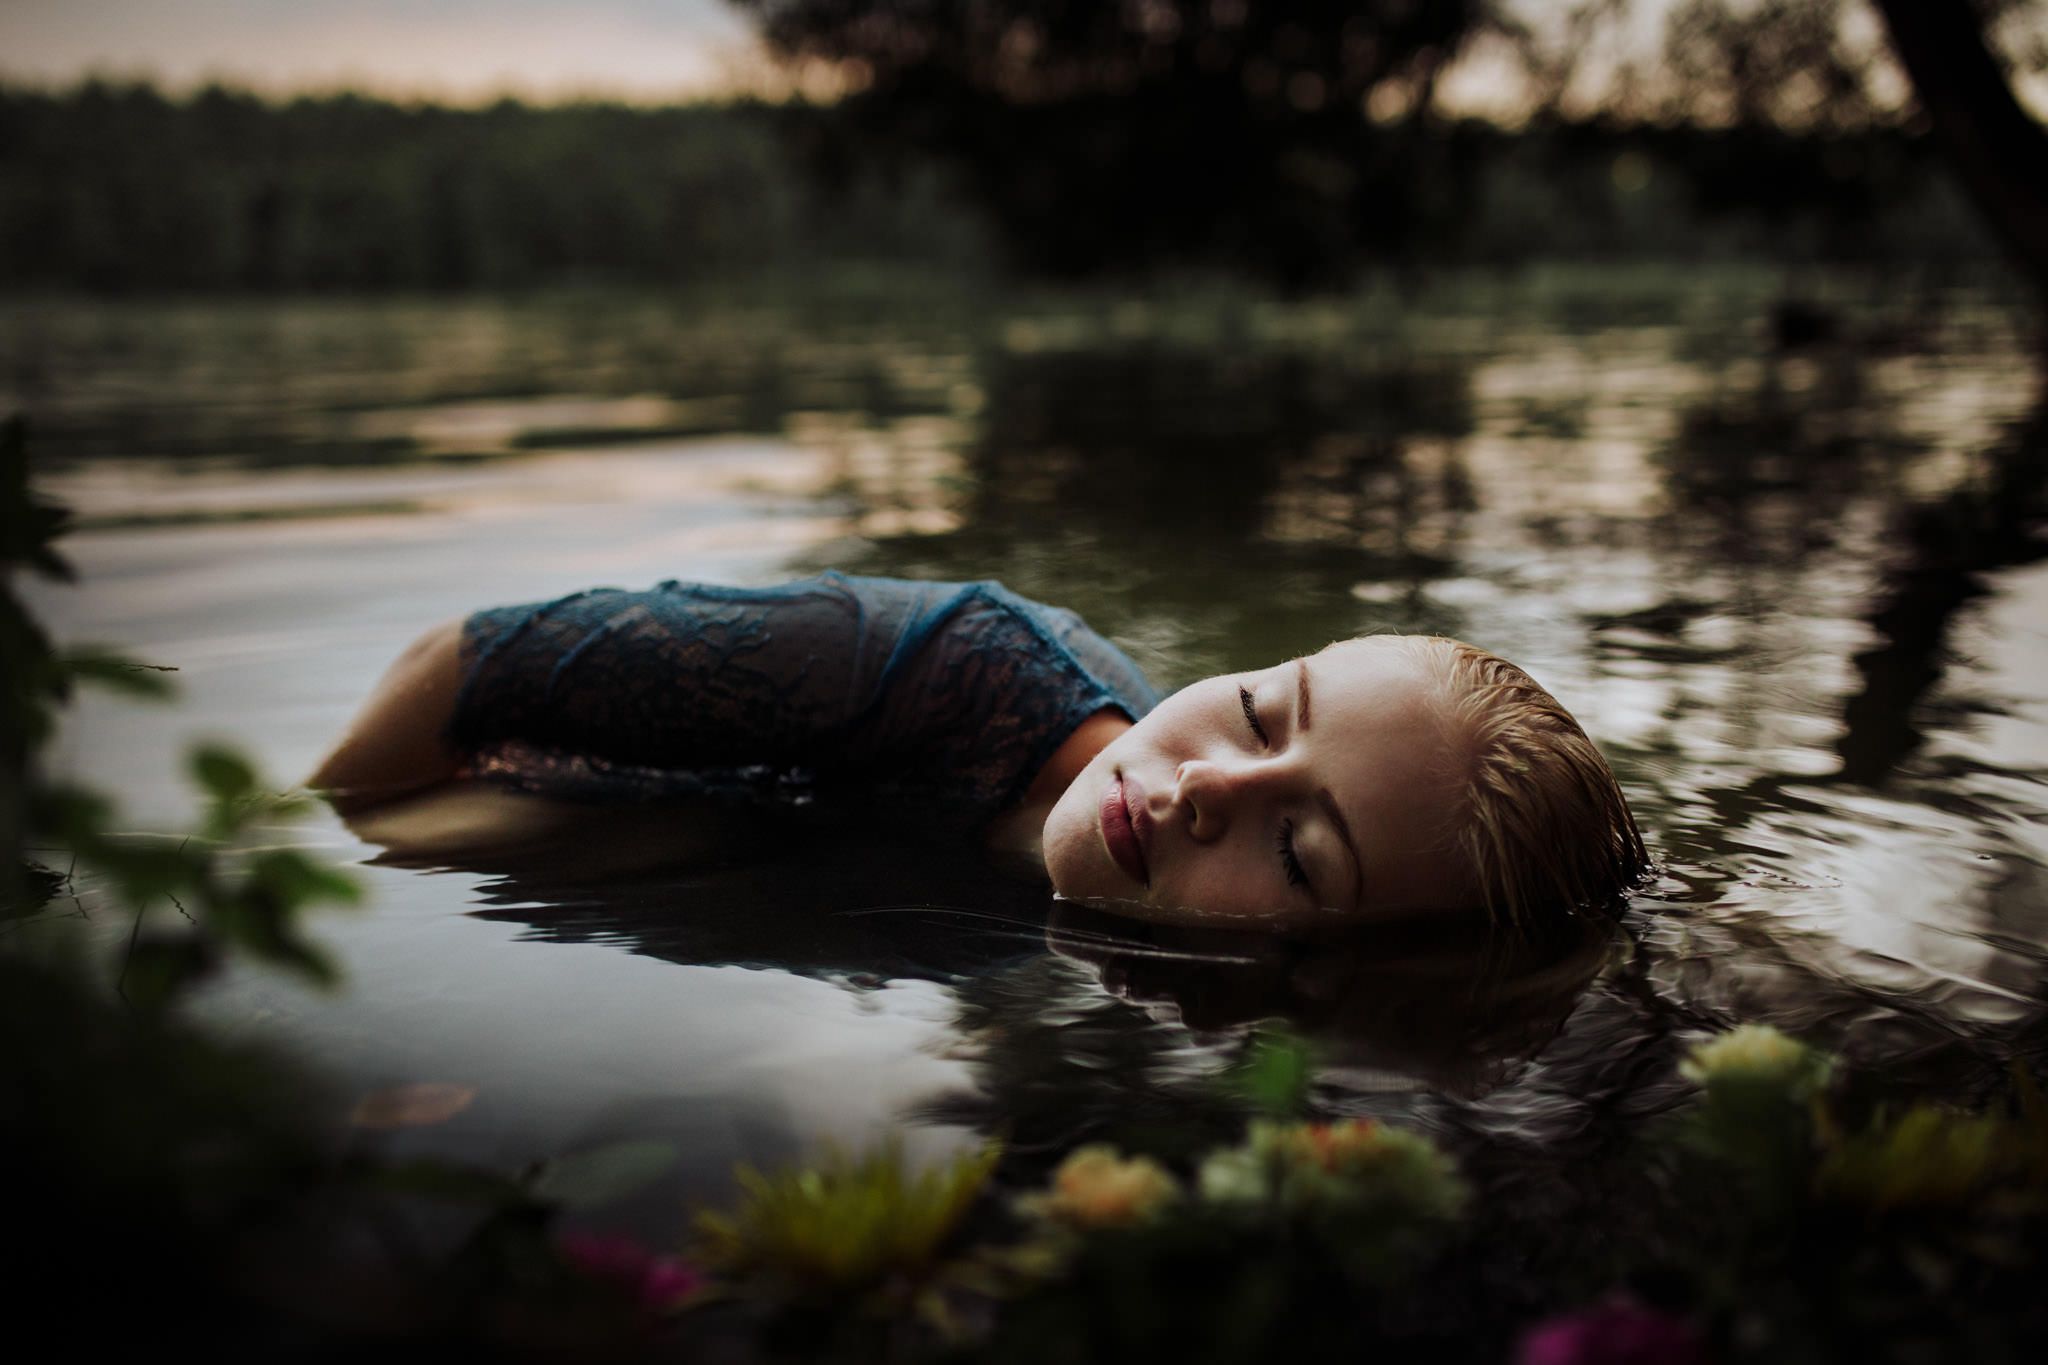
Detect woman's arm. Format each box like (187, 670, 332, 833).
(307, 618, 466, 812)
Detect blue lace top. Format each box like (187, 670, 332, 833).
(446, 572, 1161, 834)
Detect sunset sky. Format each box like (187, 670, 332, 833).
(1, 0, 2039, 117)
(0, 0, 769, 103)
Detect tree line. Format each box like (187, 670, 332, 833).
(0, 80, 2005, 293)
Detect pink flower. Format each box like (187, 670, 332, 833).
(558, 1231, 704, 1312)
(1516, 1298, 1708, 1365)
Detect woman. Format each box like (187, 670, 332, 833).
(311, 572, 1644, 933)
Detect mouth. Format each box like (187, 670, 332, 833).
(1098, 772, 1151, 887)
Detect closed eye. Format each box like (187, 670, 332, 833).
(1278, 818, 1310, 890)
(1239, 685, 1269, 747)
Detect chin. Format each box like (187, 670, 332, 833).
(1040, 766, 1139, 908)
(1040, 781, 1099, 901)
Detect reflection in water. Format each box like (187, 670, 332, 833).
(441, 806, 1057, 986)
(1838, 401, 2048, 784)
(15, 278, 2048, 1205)
(821, 339, 1480, 683)
(1040, 904, 1611, 1097)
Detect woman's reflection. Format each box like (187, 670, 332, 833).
(1043, 903, 1616, 1095)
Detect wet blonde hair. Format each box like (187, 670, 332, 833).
(1401, 637, 1646, 933)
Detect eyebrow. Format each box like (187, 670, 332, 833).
(1299, 658, 1364, 910)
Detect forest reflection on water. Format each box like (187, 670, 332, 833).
(11, 270, 2048, 1202)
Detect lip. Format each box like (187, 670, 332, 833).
(1099, 773, 1151, 887)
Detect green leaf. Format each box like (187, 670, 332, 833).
(86, 838, 201, 905)
(530, 1139, 680, 1211)
(0, 415, 77, 581)
(26, 783, 115, 845)
(119, 933, 220, 1011)
(248, 848, 362, 909)
(63, 647, 178, 700)
(209, 889, 340, 987)
(361, 1156, 530, 1207)
(691, 1140, 999, 1295)
(190, 744, 257, 803)
(1226, 1026, 1317, 1118)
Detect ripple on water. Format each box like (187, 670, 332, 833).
(14, 279, 2048, 1190)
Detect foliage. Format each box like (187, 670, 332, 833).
(725, 0, 2012, 286)
(975, 1116, 1470, 1362)
(1662, 1025, 2048, 1362)
(664, 1024, 2048, 1362)
(4, 415, 377, 1344)
(1816, 1102, 2032, 1211)
(4, 422, 647, 1348)
(0, 84, 981, 292)
(1221, 1022, 1319, 1117)
(1515, 1297, 1710, 1365)
(693, 1140, 1001, 1307)
(1675, 1023, 2048, 1217)
(0, 79, 2004, 296)
(3, 414, 360, 1004)
(1674, 1020, 1835, 1204)
(1014, 1145, 1182, 1230)
(558, 1232, 706, 1314)
(1196, 1117, 1468, 1226)
(736, 0, 1489, 286)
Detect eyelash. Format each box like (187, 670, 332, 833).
(1239, 685, 1269, 746)
(1277, 818, 1309, 888)
(1240, 684, 1304, 890)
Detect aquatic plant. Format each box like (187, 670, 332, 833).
(1680, 1022, 1830, 1090)
(1675, 1023, 2048, 1216)
(1675, 1023, 1833, 1205)
(1662, 1025, 2048, 1362)
(1014, 1144, 1182, 1230)
(1514, 1297, 1709, 1365)
(1222, 1023, 1319, 1117)
(1813, 1066, 2048, 1215)
(3, 417, 358, 1002)
(558, 1232, 705, 1314)
(1197, 1117, 1469, 1222)
(692, 1140, 1000, 1307)
(1, 417, 392, 1347)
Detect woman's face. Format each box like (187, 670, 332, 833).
(1041, 638, 1476, 930)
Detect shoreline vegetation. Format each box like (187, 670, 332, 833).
(0, 80, 2009, 296)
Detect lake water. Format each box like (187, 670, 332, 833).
(11, 270, 2048, 1239)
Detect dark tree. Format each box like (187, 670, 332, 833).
(1869, 0, 2048, 320)
(1604, 0, 2048, 323)
(731, 0, 1498, 287)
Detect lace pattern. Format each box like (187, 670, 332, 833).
(446, 572, 1160, 833)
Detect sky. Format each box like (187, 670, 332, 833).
(0, 0, 1696, 109)
(0, 0, 772, 103)
(0, 0, 2039, 116)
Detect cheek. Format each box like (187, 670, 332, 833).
(1172, 827, 1317, 923)
(1114, 689, 1215, 762)
(1041, 793, 1082, 878)
(1041, 779, 1108, 896)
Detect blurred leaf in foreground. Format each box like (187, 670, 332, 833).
(694, 1139, 999, 1304)
(531, 1139, 680, 1211)
(350, 1082, 480, 1130)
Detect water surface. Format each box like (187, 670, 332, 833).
(11, 271, 2048, 1227)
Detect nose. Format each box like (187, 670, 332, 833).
(1172, 755, 1288, 842)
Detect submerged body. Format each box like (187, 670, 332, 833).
(449, 573, 1157, 834)
(314, 572, 1644, 930)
